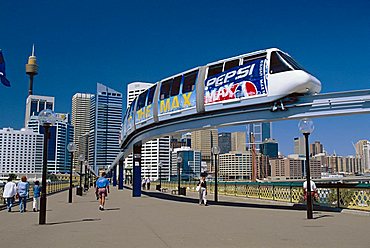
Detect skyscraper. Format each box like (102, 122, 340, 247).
(28, 113, 74, 173)
(218, 132, 231, 154)
(191, 129, 218, 172)
(89, 83, 122, 174)
(171, 147, 201, 180)
(24, 95, 54, 127)
(294, 137, 305, 156)
(246, 122, 271, 151)
(356, 140, 370, 171)
(260, 138, 278, 159)
(231, 132, 246, 152)
(310, 141, 324, 156)
(72, 93, 93, 166)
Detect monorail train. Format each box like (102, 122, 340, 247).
(121, 48, 321, 141)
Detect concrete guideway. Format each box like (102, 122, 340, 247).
(1, 188, 370, 248)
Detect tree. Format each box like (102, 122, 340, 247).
(8, 173, 17, 180)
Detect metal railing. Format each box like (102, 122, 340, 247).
(1, 180, 76, 209)
(156, 181, 370, 212)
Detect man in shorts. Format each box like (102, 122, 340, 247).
(95, 172, 110, 210)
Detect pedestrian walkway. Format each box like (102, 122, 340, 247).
(1, 187, 370, 248)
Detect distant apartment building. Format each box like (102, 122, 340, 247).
(219, 151, 252, 180)
(356, 140, 370, 171)
(171, 147, 201, 180)
(28, 114, 74, 173)
(270, 157, 321, 180)
(191, 129, 218, 172)
(0, 128, 43, 176)
(71, 93, 93, 166)
(24, 95, 54, 127)
(310, 141, 324, 156)
(89, 83, 122, 174)
(326, 154, 363, 174)
(231, 132, 246, 152)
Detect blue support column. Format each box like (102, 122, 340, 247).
(112, 165, 117, 187)
(118, 159, 124, 190)
(132, 142, 142, 197)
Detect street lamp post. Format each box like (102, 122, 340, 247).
(212, 146, 220, 202)
(84, 161, 88, 191)
(177, 156, 183, 195)
(38, 109, 56, 225)
(67, 142, 76, 203)
(77, 154, 85, 196)
(159, 162, 162, 190)
(299, 118, 315, 220)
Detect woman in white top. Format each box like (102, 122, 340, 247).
(2, 177, 17, 212)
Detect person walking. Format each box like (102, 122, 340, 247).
(197, 175, 207, 206)
(146, 178, 151, 190)
(32, 181, 41, 212)
(303, 179, 318, 202)
(2, 177, 17, 212)
(17, 176, 29, 213)
(95, 172, 110, 211)
(142, 178, 146, 190)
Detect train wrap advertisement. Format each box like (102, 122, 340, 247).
(204, 58, 268, 104)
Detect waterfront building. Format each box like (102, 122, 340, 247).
(219, 151, 252, 180)
(89, 83, 122, 174)
(356, 140, 370, 171)
(0, 127, 43, 177)
(270, 157, 321, 180)
(171, 147, 201, 180)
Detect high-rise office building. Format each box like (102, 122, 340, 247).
(218, 132, 231, 154)
(246, 122, 271, 151)
(28, 113, 74, 173)
(171, 147, 201, 180)
(72, 93, 93, 166)
(231, 132, 246, 152)
(294, 137, 305, 156)
(355, 140, 370, 171)
(89, 83, 122, 174)
(219, 151, 252, 180)
(191, 129, 218, 172)
(0, 127, 43, 177)
(310, 141, 324, 156)
(260, 138, 278, 159)
(24, 95, 54, 127)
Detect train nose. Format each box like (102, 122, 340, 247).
(308, 75, 321, 94)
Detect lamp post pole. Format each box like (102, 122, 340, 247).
(299, 118, 314, 220)
(38, 109, 56, 225)
(177, 156, 182, 195)
(159, 162, 162, 189)
(212, 147, 220, 202)
(67, 142, 76, 203)
(77, 154, 85, 196)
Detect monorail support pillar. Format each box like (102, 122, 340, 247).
(118, 159, 124, 190)
(112, 165, 117, 187)
(133, 142, 142, 197)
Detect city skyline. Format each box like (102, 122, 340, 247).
(0, 1, 369, 156)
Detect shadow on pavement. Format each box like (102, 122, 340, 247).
(45, 218, 101, 226)
(103, 207, 120, 211)
(141, 190, 342, 213)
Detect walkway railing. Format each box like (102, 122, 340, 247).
(0, 180, 76, 209)
(156, 181, 370, 212)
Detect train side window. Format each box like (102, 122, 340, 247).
(207, 63, 223, 77)
(182, 71, 198, 93)
(147, 85, 157, 105)
(270, 51, 292, 74)
(170, 76, 182, 96)
(243, 53, 267, 64)
(129, 99, 136, 112)
(136, 91, 147, 110)
(160, 79, 172, 100)
(224, 59, 240, 71)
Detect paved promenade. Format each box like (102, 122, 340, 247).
(1, 187, 370, 248)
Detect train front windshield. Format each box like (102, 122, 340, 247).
(270, 51, 306, 74)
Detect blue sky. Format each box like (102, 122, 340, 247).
(0, 0, 369, 155)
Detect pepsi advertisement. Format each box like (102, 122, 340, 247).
(204, 58, 268, 104)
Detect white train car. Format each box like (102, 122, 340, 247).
(122, 48, 321, 140)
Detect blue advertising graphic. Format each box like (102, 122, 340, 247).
(204, 59, 267, 104)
